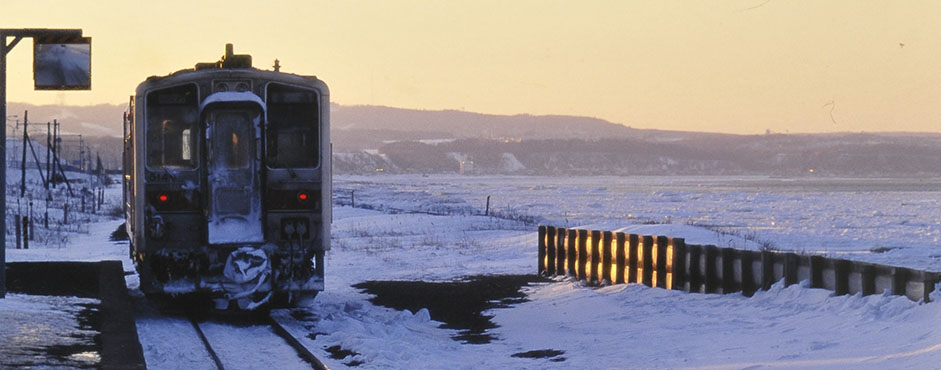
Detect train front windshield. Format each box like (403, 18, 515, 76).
(266, 83, 319, 168)
(146, 84, 199, 170)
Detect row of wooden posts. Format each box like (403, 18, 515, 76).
(538, 226, 939, 302)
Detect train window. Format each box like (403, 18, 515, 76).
(266, 83, 319, 168)
(146, 84, 199, 169)
(209, 110, 257, 169)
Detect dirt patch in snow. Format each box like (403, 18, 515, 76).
(354, 274, 549, 344)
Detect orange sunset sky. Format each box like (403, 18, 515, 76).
(2, 0, 940, 134)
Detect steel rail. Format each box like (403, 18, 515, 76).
(268, 314, 331, 370)
(190, 318, 226, 370)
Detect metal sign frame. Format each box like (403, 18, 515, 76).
(0, 28, 86, 298)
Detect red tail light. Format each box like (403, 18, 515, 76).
(267, 189, 319, 211)
(148, 190, 198, 211)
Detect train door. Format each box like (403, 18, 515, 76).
(203, 98, 264, 244)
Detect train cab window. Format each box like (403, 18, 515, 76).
(146, 84, 199, 169)
(209, 110, 257, 169)
(266, 83, 319, 168)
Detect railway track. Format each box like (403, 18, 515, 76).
(189, 313, 329, 370)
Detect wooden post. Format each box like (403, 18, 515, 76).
(924, 274, 936, 303)
(556, 228, 567, 276)
(760, 250, 775, 291)
(892, 267, 908, 297)
(721, 248, 737, 294)
(687, 244, 703, 293)
(628, 234, 639, 284)
(589, 230, 601, 284)
(22, 216, 29, 249)
(655, 236, 668, 289)
(834, 259, 850, 296)
(14, 215, 21, 249)
(670, 238, 686, 291)
(784, 253, 799, 287)
(860, 264, 875, 296)
(741, 250, 756, 296)
(601, 231, 613, 284)
(809, 255, 825, 289)
(538, 226, 547, 275)
(704, 245, 718, 293)
(614, 232, 626, 284)
(566, 229, 577, 277)
(641, 235, 654, 287)
(577, 229, 589, 281)
(546, 227, 557, 276)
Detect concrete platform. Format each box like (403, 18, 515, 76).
(1, 261, 146, 369)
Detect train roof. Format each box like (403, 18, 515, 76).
(135, 44, 327, 96)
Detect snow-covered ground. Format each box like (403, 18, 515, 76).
(4, 173, 941, 369)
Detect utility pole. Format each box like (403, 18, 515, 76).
(46, 121, 51, 189)
(20, 111, 27, 196)
(52, 119, 58, 188)
(79, 134, 84, 171)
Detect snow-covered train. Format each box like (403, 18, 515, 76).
(123, 45, 330, 310)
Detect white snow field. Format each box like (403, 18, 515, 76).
(4, 173, 941, 369)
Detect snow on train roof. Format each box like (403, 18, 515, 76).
(199, 91, 266, 111)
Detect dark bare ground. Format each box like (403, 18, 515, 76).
(512, 349, 566, 362)
(354, 274, 550, 344)
(325, 345, 363, 367)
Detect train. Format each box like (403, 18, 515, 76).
(122, 44, 330, 310)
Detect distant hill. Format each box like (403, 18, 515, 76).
(7, 102, 125, 137)
(330, 104, 640, 151)
(8, 102, 941, 177)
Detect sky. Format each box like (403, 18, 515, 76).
(2, 0, 940, 134)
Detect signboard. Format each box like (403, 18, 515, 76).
(33, 37, 91, 90)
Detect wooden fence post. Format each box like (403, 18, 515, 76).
(687, 244, 702, 293)
(760, 250, 774, 291)
(628, 234, 639, 284)
(566, 229, 578, 277)
(784, 253, 799, 287)
(615, 232, 626, 284)
(555, 228, 566, 276)
(892, 267, 908, 297)
(721, 248, 737, 294)
(546, 227, 557, 276)
(809, 255, 825, 289)
(670, 238, 686, 291)
(590, 230, 602, 284)
(704, 245, 718, 293)
(538, 226, 547, 275)
(641, 235, 654, 287)
(860, 264, 875, 296)
(577, 229, 589, 281)
(653, 236, 670, 288)
(602, 231, 613, 284)
(741, 250, 756, 296)
(834, 259, 850, 296)
(924, 274, 936, 303)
